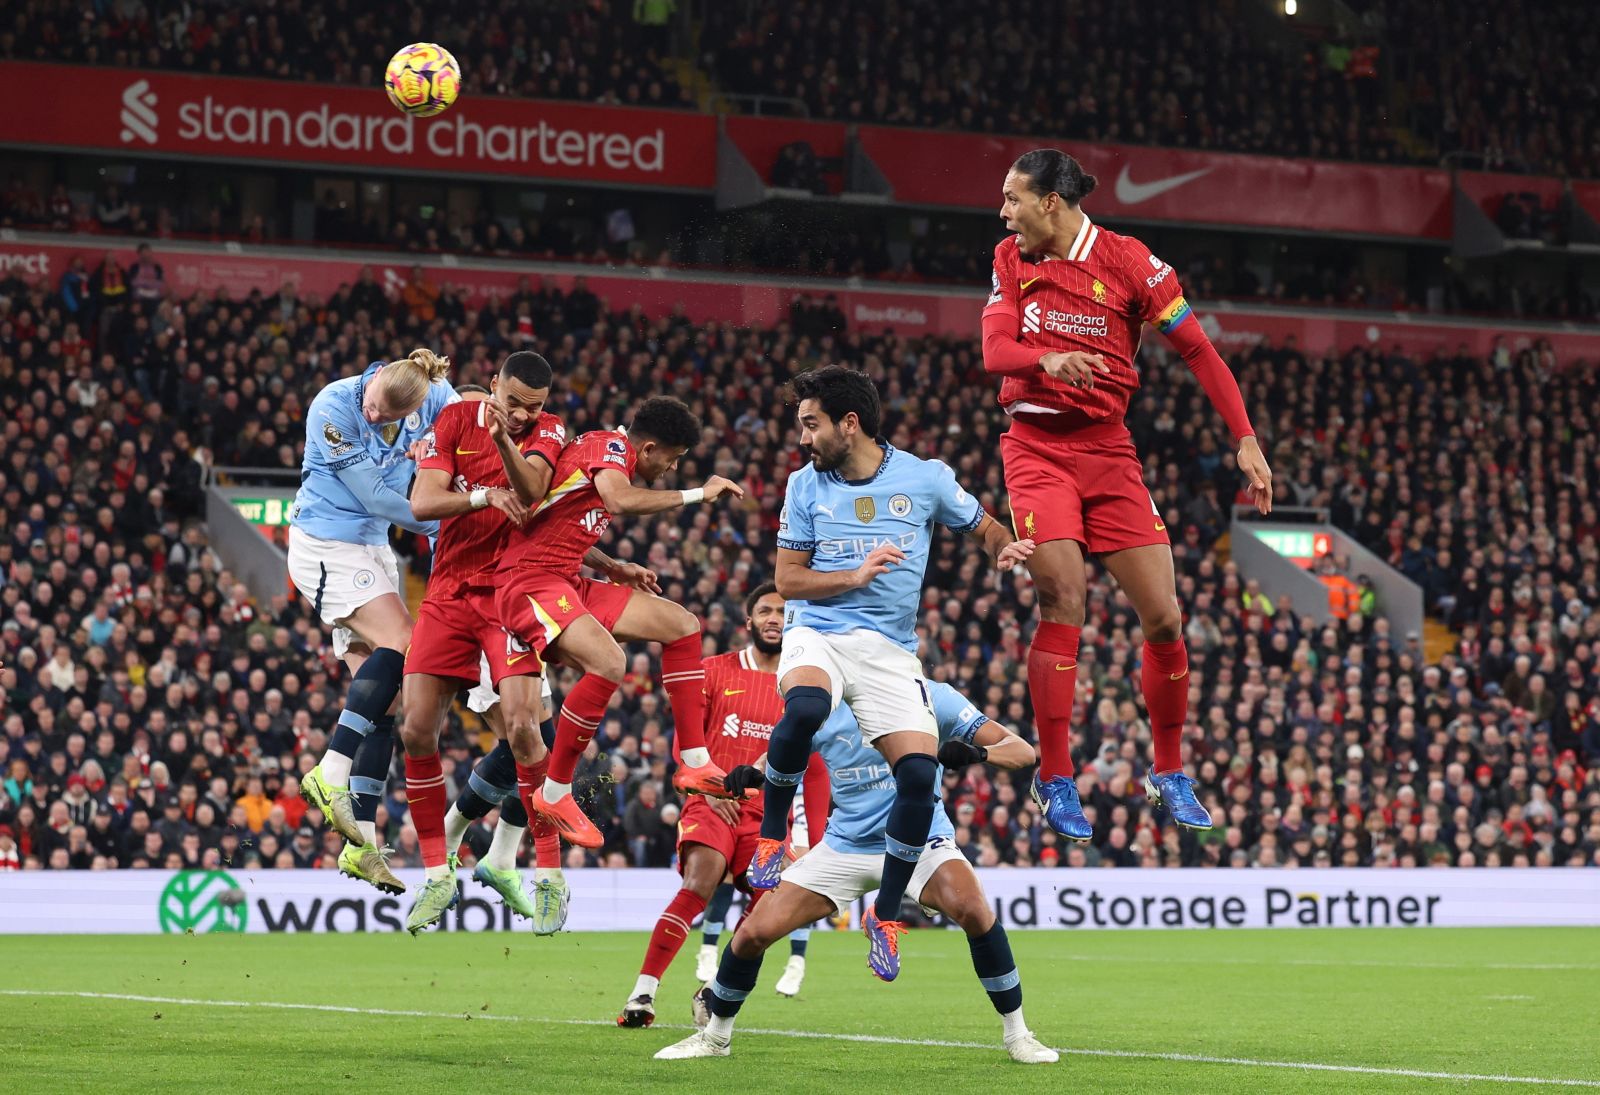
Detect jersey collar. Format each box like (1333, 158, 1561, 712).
(1065, 215, 1099, 262)
(828, 440, 895, 486)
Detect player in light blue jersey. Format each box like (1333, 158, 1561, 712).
(751, 366, 1033, 981)
(657, 680, 1057, 1065)
(287, 348, 458, 892)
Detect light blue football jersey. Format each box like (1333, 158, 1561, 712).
(289, 362, 456, 545)
(776, 443, 984, 651)
(817, 681, 988, 855)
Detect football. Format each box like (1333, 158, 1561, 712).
(383, 42, 461, 117)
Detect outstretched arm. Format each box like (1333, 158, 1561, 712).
(592, 468, 744, 516)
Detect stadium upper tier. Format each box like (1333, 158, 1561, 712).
(4, 0, 1597, 178)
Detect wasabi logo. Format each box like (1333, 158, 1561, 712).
(159, 869, 248, 933)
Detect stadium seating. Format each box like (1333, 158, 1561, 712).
(1, 255, 1597, 873)
(9, 0, 1597, 175)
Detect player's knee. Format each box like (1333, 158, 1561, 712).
(398, 712, 435, 756)
(347, 647, 405, 718)
(778, 687, 831, 739)
(892, 753, 939, 802)
(953, 900, 996, 937)
(575, 643, 625, 682)
(663, 608, 699, 644)
(732, 919, 778, 956)
(1141, 599, 1183, 643)
(1033, 573, 1085, 624)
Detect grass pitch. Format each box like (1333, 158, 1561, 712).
(1, 927, 1595, 1092)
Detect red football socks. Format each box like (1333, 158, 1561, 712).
(640, 887, 709, 978)
(1143, 639, 1190, 773)
(522, 755, 563, 869)
(660, 634, 708, 753)
(1028, 621, 1082, 781)
(545, 673, 618, 784)
(404, 751, 448, 868)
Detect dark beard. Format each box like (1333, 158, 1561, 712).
(750, 632, 784, 656)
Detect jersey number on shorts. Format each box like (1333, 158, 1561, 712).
(915, 678, 934, 714)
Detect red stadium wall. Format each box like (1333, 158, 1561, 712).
(1, 62, 1586, 241)
(8, 235, 1600, 364)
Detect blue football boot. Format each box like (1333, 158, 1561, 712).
(1031, 775, 1092, 842)
(1145, 770, 1213, 830)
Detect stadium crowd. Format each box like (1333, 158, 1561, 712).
(1, 242, 1598, 876)
(13, 0, 1600, 177)
(2, 0, 693, 112)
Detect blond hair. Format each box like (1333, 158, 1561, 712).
(381, 348, 451, 412)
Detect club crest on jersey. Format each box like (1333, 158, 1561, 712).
(1023, 512, 1037, 537)
(405, 412, 422, 431)
(353, 569, 375, 590)
(855, 497, 877, 523)
(889, 493, 912, 518)
(1092, 279, 1107, 304)
(556, 595, 573, 613)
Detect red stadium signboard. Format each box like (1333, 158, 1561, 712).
(855, 127, 1455, 240)
(7, 237, 1600, 364)
(0, 62, 717, 190)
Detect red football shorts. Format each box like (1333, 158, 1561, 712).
(493, 570, 634, 657)
(677, 796, 764, 879)
(406, 585, 542, 686)
(1001, 416, 1169, 555)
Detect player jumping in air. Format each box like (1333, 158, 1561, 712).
(752, 366, 1033, 982)
(618, 583, 829, 1026)
(656, 682, 1057, 1064)
(399, 353, 577, 934)
(494, 397, 746, 851)
(982, 149, 1272, 839)
(288, 348, 456, 893)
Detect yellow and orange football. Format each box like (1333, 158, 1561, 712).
(384, 43, 461, 118)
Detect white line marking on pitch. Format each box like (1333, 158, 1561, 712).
(2, 990, 1596, 1088)
(1485, 995, 1536, 1002)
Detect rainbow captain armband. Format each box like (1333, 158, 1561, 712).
(1155, 295, 1194, 334)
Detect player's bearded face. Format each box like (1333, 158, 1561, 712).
(1001, 170, 1046, 250)
(747, 594, 785, 654)
(798, 408, 849, 471)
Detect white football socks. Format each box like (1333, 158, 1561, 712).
(485, 822, 525, 871)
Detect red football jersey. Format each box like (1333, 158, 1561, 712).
(701, 646, 784, 772)
(498, 428, 636, 577)
(417, 400, 567, 595)
(982, 216, 1193, 423)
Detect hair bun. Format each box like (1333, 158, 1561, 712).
(1079, 171, 1099, 197)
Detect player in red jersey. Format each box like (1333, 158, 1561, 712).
(617, 583, 830, 1028)
(982, 149, 1274, 839)
(493, 396, 746, 850)
(398, 353, 572, 933)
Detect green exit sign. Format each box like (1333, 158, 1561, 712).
(234, 497, 291, 527)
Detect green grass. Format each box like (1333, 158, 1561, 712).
(1, 928, 1596, 1092)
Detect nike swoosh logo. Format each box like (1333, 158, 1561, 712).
(681, 823, 698, 834)
(1113, 165, 1213, 205)
(1020, 276, 1043, 293)
(1154, 521, 1166, 531)
(1170, 669, 1189, 681)
(1055, 662, 1077, 671)
(506, 653, 530, 666)
(724, 689, 746, 696)
(456, 448, 481, 455)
